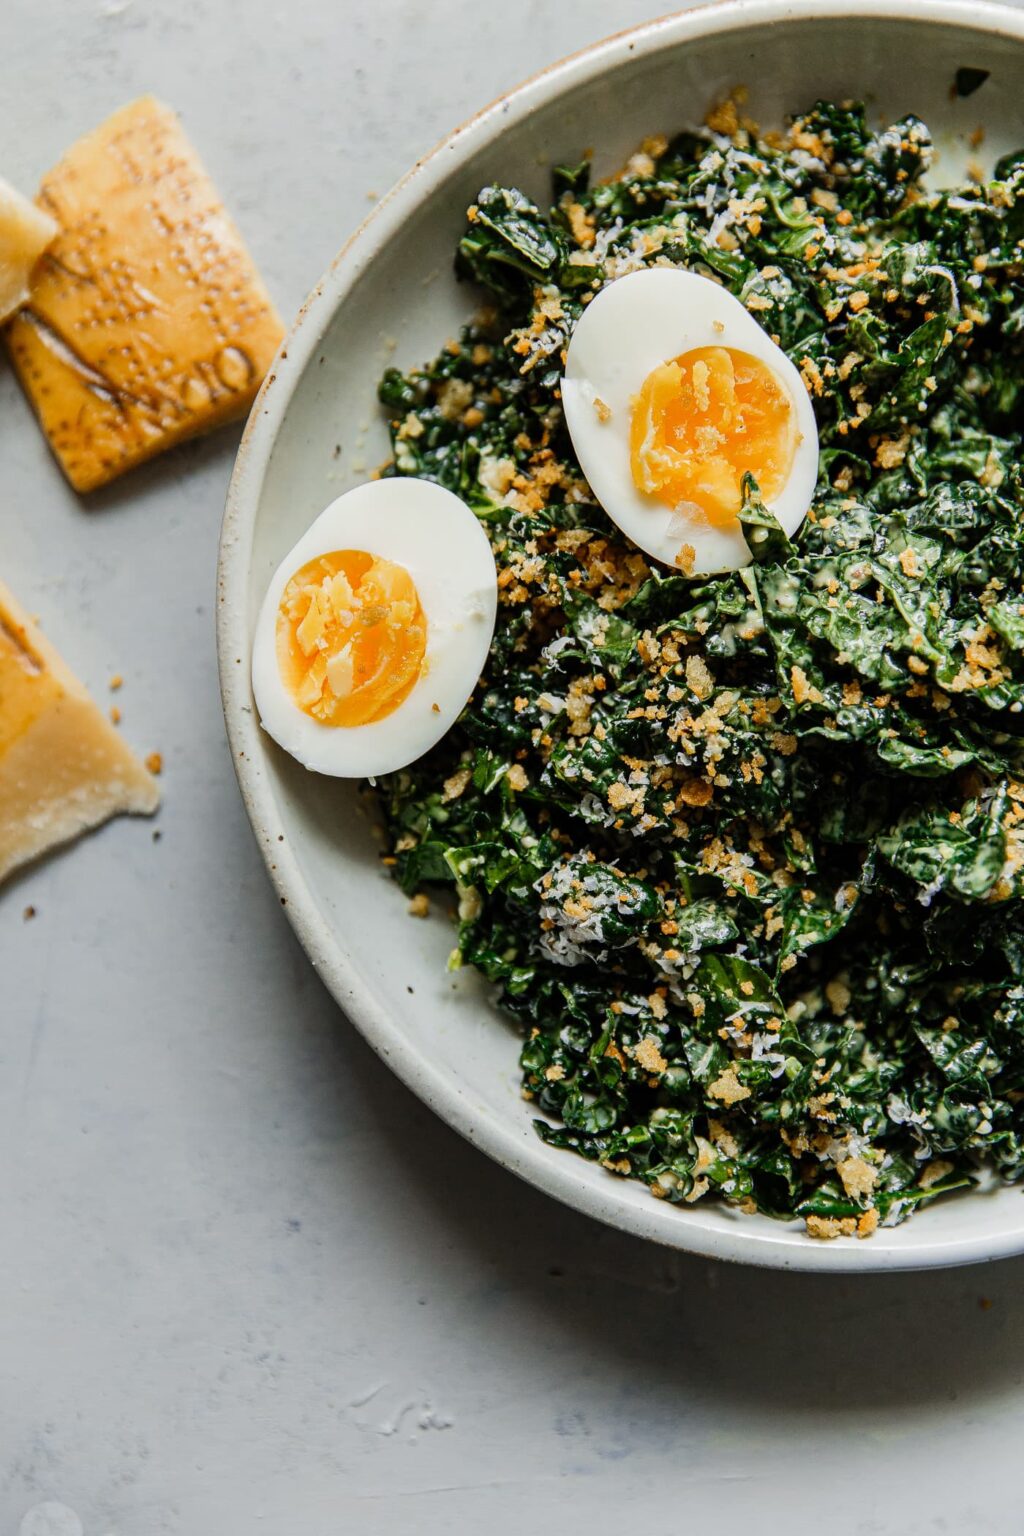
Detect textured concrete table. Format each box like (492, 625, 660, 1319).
(4, 2, 1024, 1531)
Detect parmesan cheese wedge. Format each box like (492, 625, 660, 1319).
(0, 176, 58, 323)
(5, 96, 284, 493)
(0, 578, 160, 885)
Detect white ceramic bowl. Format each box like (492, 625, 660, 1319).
(219, 0, 1024, 1271)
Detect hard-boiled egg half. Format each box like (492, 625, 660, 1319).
(562, 267, 819, 574)
(252, 478, 497, 777)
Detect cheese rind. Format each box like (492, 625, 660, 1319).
(5, 96, 284, 493)
(0, 579, 160, 884)
(0, 175, 58, 322)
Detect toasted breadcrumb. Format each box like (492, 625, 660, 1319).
(708, 1066, 751, 1105)
(633, 1036, 669, 1074)
(806, 1215, 859, 1240)
(442, 766, 472, 802)
(791, 666, 823, 707)
(918, 1158, 955, 1189)
(837, 1156, 877, 1200)
(685, 655, 714, 702)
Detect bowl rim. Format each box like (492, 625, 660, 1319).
(218, 0, 1024, 1272)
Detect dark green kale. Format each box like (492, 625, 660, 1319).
(954, 67, 990, 99)
(372, 98, 1024, 1237)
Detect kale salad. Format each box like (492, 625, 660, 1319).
(373, 98, 1024, 1238)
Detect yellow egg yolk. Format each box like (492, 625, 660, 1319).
(629, 345, 797, 528)
(276, 549, 427, 727)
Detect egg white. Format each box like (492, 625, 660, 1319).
(251, 478, 497, 777)
(562, 267, 820, 574)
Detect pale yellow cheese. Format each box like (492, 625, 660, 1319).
(0, 176, 58, 322)
(0, 578, 159, 884)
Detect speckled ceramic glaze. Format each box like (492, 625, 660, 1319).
(219, 0, 1024, 1270)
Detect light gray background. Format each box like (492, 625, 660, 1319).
(3, 1, 1024, 1531)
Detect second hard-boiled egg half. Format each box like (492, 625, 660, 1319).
(562, 267, 819, 574)
(252, 478, 497, 777)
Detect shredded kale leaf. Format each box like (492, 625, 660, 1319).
(373, 100, 1024, 1236)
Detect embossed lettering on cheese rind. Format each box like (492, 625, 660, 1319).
(4, 96, 284, 493)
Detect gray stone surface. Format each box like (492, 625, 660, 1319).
(3, 1, 1024, 1530)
